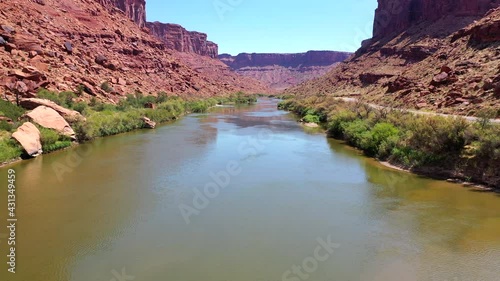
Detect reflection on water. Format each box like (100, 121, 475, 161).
(0, 98, 499, 281)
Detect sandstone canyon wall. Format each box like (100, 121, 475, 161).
(97, 0, 147, 28)
(147, 22, 218, 58)
(97, 0, 218, 58)
(373, 0, 500, 38)
(286, 1, 500, 116)
(219, 51, 352, 90)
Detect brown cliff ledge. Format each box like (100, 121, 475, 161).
(146, 22, 218, 58)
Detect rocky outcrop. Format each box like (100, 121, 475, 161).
(26, 106, 76, 139)
(12, 122, 42, 157)
(373, 0, 499, 39)
(146, 22, 218, 58)
(20, 98, 85, 122)
(97, 0, 146, 28)
(219, 51, 352, 90)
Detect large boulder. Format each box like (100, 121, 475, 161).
(26, 106, 76, 139)
(12, 122, 43, 157)
(20, 98, 85, 122)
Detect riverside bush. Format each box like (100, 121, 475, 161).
(280, 96, 500, 186)
(39, 127, 72, 153)
(0, 135, 22, 163)
(0, 99, 25, 120)
(37, 89, 76, 108)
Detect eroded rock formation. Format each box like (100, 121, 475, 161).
(97, 0, 146, 28)
(147, 22, 218, 58)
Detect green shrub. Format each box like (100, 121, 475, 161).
(327, 110, 357, 137)
(37, 89, 75, 108)
(303, 114, 320, 124)
(0, 137, 22, 163)
(38, 127, 72, 153)
(156, 92, 168, 103)
(43, 141, 72, 153)
(370, 123, 400, 157)
(406, 117, 468, 155)
(73, 120, 96, 141)
(224, 92, 258, 104)
(72, 102, 88, 114)
(341, 119, 370, 146)
(39, 127, 60, 146)
(0, 99, 25, 120)
(122, 93, 157, 109)
(0, 121, 13, 132)
(100, 82, 113, 93)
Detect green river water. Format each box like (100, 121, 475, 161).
(1, 98, 499, 281)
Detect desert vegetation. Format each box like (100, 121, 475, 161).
(279, 96, 500, 187)
(0, 90, 258, 163)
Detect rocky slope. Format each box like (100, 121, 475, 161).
(0, 0, 267, 104)
(219, 51, 352, 90)
(286, 1, 500, 117)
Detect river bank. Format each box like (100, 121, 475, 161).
(3, 98, 500, 281)
(278, 96, 500, 190)
(0, 90, 258, 167)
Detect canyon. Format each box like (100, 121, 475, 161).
(286, 0, 500, 116)
(219, 51, 352, 90)
(0, 0, 267, 104)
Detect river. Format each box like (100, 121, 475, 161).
(1, 98, 499, 281)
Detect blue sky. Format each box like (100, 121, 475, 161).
(146, 0, 378, 55)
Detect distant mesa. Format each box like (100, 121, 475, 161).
(219, 51, 352, 90)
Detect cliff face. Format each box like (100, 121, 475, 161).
(374, 0, 499, 38)
(219, 51, 351, 90)
(286, 1, 500, 116)
(147, 22, 218, 58)
(97, 0, 218, 58)
(97, 0, 146, 28)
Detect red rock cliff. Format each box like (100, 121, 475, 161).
(146, 22, 218, 58)
(97, 0, 146, 28)
(373, 0, 499, 38)
(219, 51, 351, 90)
(96, 0, 218, 58)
